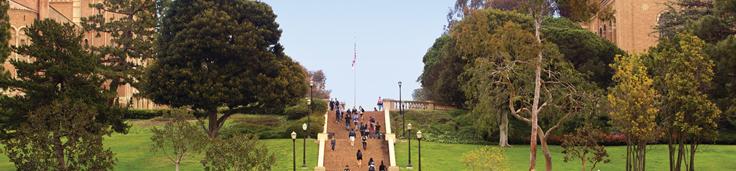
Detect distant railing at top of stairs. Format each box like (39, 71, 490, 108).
(382, 99, 456, 111)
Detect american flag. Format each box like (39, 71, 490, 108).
(352, 43, 357, 70)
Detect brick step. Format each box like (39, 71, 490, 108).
(323, 111, 389, 171)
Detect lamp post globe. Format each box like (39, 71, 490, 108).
(417, 130, 423, 171)
(407, 123, 413, 168)
(291, 131, 297, 171)
(301, 123, 307, 168)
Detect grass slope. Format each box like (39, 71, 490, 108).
(394, 141, 736, 171)
(0, 119, 320, 170)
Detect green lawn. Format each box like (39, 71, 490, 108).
(0, 119, 320, 170)
(394, 141, 736, 171)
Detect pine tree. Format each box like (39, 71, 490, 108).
(0, 0, 10, 77)
(0, 19, 126, 170)
(81, 0, 158, 105)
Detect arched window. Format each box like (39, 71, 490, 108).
(611, 17, 617, 43)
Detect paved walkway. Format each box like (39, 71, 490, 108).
(324, 110, 390, 170)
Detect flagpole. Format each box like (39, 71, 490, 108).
(353, 42, 357, 108)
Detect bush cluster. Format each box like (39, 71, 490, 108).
(124, 109, 165, 119)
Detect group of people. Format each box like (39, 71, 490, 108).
(329, 98, 346, 111)
(329, 97, 388, 171)
(344, 155, 386, 171)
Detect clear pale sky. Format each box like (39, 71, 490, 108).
(263, 0, 454, 108)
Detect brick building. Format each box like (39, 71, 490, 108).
(3, 0, 161, 109)
(581, 0, 669, 53)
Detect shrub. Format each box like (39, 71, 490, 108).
(124, 109, 165, 119)
(284, 99, 328, 120)
(462, 146, 508, 171)
(202, 134, 275, 170)
(220, 114, 324, 139)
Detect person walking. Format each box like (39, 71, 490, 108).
(336, 108, 341, 123)
(345, 112, 351, 130)
(379, 161, 386, 171)
(361, 135, 368, 150)
(349, 129, 356, 146)
(352, 113, 359, 127)
(356, 150, 363, 168)
(329, 99, 334, 111)
(368, 158, 376, 171)
(343, 165, 350, 171)
(377, 97, 383, 111)
(375, 123, 382, 139)
(331, 136, 336, 151)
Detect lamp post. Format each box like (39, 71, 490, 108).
(308, 80, 313, 131)
(398, 81, 404, 138)
(407, 123, 413, 168)
(417, 130, 423, 171)
(302, 123, 307, 168)
(291, 131, 297, 171)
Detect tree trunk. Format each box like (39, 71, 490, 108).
(581, 157, 586, 171)
(207, 109, 219, 138)
(676, 137, 685, 171)
(668, 131, 675, 171)
(54, 136, 66, 171)
(175, 160, 180, 171)
(688, 143, 696, 171)
(626, 138, 632, 171)
(642, 143, 647, 171)
(529, 17, 544, 171)
(538, 132, 552, 171)
(637, 143, 647, 171)
(499, 112, 511, 147)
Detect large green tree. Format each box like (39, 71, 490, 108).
(148, 0, 307, 138)
(81, 0, 158, 106)
(656, 0, 736, 136)
(542, 18, 625, 88)
(0, 19, 127, 170)
(454, 8, 598, 171)
(418, 34, 466, 106)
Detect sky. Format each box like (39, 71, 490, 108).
(263, 0, 454, 108)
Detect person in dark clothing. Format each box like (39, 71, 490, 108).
(336, 109, 341, 123)
(361, 135, 367, 150)
(375, 124, 382, 139)
(379, 161, 386, 171)
(356, 150, 363, 168)
(344, 165, 350, 171)
(331, 137, 336, 151)
(329, 100, 334, 111)
(377, 97, 384, 111)
(368, 158, 375, 171)
(345, 113, 351, 130)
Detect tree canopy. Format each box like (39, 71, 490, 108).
(147, 0, 307, 138)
